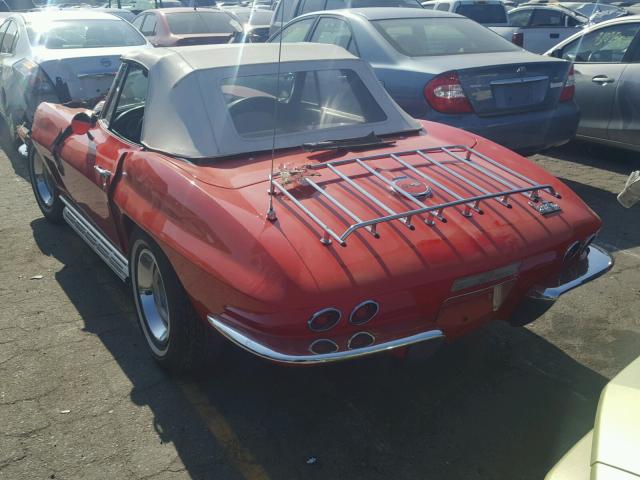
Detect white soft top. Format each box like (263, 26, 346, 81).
(121, 43, 421, 159)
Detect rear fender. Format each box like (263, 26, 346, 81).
(111, 151, 317, 319)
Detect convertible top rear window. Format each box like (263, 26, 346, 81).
(373, 17, 520, 56)
(28, 19, 146, 49)
(221, 69, 387, 138)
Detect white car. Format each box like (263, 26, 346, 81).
(421, 0, 510, 26)
(0, 10, 151, 147)
(491, 4, 587, 53)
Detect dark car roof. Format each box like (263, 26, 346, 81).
(336, 6, 463, 19)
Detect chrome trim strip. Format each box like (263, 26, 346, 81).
(61, 197, 129, 282)
(348, 300, 379, 325)
(528, 245, 613, 301)
(451, 262, 520, 292)
(207, 316, 445, 365)
(490, 75, 548, 86)
(307, 307, 341, 332)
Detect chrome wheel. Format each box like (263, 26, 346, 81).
(136, 248, 170, 352)
(32, 151, 54, 208)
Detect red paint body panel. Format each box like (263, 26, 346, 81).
(31, 103, 602, 358)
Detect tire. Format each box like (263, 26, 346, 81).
(28, 145, 64, 224)
(129, 229, 216, 372)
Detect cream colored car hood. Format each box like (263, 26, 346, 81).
(546, 356, 640, 480)
(591, 355, 640, 479)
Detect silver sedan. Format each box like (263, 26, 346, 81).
(546, 15, 640, 152)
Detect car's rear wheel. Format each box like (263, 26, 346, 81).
(28, 145, 64, 224)
(129, 229, 215, 372)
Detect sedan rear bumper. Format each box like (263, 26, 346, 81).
(509, 245, 613, 326)
(207, 315, 445, 365)
(428, 102, 580, 154)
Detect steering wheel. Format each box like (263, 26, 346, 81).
(112, 105, 145, 142)
(228, 96, 278, 117)
(227, 96, 279, 135)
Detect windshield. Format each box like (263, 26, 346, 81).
(221, 69, 387, 138)
(571, 3, 623, 15)
(166, 12, 242, 34)
(2, 0, 34, 9)
(28, 19, 146, 49)
(455, 4, 507, 23)
(350, 0, 422, 6)
(373, 17, 520, 56)
(231, 9, 273, 25)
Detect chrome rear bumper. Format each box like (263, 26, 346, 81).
(528, 245, 613, 301)
(510, 244, 613, 326)
(207, 316, 445, 365)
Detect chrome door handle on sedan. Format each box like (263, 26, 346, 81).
(592, 75, 615, 85)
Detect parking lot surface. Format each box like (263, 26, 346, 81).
(1, 140, 639, 480)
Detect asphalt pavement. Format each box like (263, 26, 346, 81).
(1, 139, 639, 480)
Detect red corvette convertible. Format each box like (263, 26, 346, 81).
(27, 43, 612, 370)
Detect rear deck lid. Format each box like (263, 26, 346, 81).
(33, 46, 147, 104)
(454, 54, 571, 115)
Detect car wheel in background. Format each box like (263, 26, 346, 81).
(129, 229, 219, 372)
(28, 145, 64, 224)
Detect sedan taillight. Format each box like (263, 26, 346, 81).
(560, 65, 575, 102)
(424, 72, 473, 114)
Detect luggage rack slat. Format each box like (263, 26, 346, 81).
(326, 163, 414, 231)
(271, 146, 560, 246)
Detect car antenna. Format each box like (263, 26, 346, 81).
(266, 0, 285, 222)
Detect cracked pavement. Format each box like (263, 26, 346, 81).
(1, 139, 639, 480)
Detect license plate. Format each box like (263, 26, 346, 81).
(492, 80, 546, 109)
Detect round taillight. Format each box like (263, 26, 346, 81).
(308, 308, 341, 332)
(349, 300, 379, 326)
(347, 332, 375, 350)
(309, 339, 338, 355)
(563, 241, 581, 263)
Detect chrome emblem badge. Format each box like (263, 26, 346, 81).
(391, 176, 433, 199)
(516, 66, 527, 74)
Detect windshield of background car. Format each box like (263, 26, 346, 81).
(455, 4, 507, 23)
(348, 0, 422, 7)
(232, 10, 273, 25)
(27, 19, 146, 49)
(373, 17, 520, 56)
(5, 0, 34, 9)
(559, 22, 640, 62)
(166, 12, 242, 34)
(221, 69, 387, 138)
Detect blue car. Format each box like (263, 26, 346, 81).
(269, 8, 579, 154)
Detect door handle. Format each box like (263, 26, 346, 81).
(94, 165, 111, 179)
(94, 165, 111, 189)
(592, 75, 615, 85)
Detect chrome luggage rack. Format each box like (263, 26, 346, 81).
(271, 145, 561, 246)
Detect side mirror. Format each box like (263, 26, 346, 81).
(70, 112, 95, 136)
